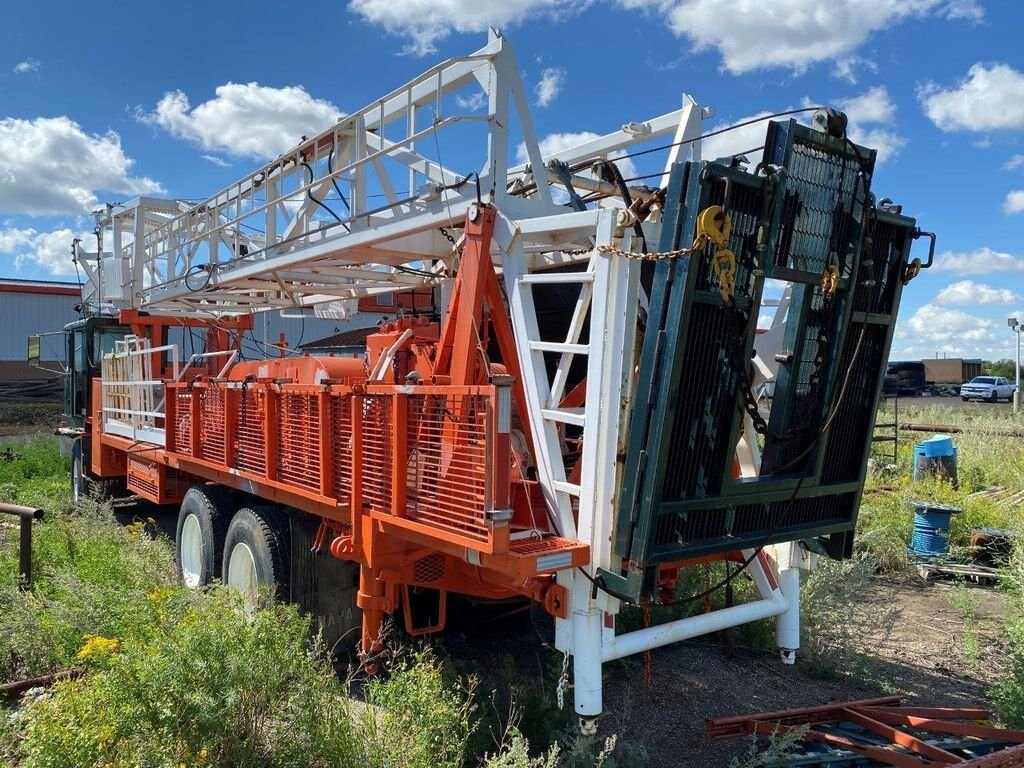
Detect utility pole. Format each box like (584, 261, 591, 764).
(1010, 317, 1022, 414)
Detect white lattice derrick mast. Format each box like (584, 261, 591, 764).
(72, 32, 705, 320)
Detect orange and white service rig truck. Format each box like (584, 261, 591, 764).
(39, 33, 933, 732)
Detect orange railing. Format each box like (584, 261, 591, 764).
(165, 380, 511, 553)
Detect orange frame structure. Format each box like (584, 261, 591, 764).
(89, 203, 589, 654)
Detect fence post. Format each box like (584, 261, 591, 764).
(1, 503, 44, 589)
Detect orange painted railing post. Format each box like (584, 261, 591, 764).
(318, 390, 333, 498)
(391, 393, 408, 516)
(224, 387, 237, 469)
(350, 393, 364, 547)
(264, 385, 279, 482)
(189, 385, 201, 458)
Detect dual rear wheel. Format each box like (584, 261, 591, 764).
(174, 486, 288, 600)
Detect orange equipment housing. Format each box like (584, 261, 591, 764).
(88, 202, 588, 655)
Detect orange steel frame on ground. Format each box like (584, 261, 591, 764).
(708, 697, 1024, 767)
(85, 203, 589, 656)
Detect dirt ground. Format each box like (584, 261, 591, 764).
(446, 572, 1010, 767)
(599, 575, 1008, 767)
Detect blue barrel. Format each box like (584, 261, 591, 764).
(909, 501, 960, 557)
(913, 434, 958, 487)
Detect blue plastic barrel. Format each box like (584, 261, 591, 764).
(909, 501, 960, 557)
(913, 434, 958, 487)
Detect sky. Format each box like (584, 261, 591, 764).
(1, 0, 1022, 362)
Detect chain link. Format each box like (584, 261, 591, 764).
(556, 651, 570, 710)
(438, 226, 457, 246)
(596, 233, 709, 261)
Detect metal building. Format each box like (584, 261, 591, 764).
(0, 276, 363, 387)
(0, 278, 81, 380)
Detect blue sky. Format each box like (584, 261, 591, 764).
(1, 0, 1022, 361)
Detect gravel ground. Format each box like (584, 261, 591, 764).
(448, 574, 1009, 767)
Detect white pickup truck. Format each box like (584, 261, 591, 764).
(960, 376, 1017, 402)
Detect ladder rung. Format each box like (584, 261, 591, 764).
(553, 480, 582, 496)
(529, 341, 588, 355)
(519, 272, 594, 285)
(542, 407, 586, 427)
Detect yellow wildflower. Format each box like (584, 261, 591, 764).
(77, 634, 120, 661)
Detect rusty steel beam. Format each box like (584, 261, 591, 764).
(0, 669, 82, 700)
(709, 698, 1024, 767)
(901, 423, 1024, 438)
(706, 696, 903, 738)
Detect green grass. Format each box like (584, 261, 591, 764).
(858, 401, 1024, 569)
(0, 437, 584, 767)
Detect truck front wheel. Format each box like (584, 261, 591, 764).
(222, 506, 289, 604)
(175, 486, 232, 588)
(71, 440, 88, 505)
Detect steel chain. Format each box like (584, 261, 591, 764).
(596, 233, 709, 261)
(556, 651, 570, 710)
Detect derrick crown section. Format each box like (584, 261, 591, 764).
(606, 119, 918, 600)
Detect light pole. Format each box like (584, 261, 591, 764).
(1010, 317, 1022, 414)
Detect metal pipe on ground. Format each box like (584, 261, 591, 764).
(901, 423, 1024, 438)
(0, 669, 83, 700)
(0, 502, 45, 588)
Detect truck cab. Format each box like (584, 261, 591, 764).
(61, 316, 130, 430)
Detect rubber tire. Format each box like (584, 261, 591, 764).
(961, 396, 969, 402)
(71, 440, 89, 505)
(989, 390, 998, 403)
(175, 485, 232, 588)
(222, 506, 289, 604)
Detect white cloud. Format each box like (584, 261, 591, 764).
(700, 87, 904, 167)
(347, 0, 575, 56)
(919, 63, 1024, 132)
(201, 154, 231, 167)
(138, 82, 342, 160)
(1003, 190, 1024, 215)
(837, 85, 894, 125)
(892, 302, 1024, 361)
(837, 85, 905, 164)
(935, 280, 1020, 306)
(0, 226, 85, 275)
(941, 0, 983, 22)
(0, 117, 163, 217)
(662, 0, 945, 75)
(534, 67, 565, 108)
(934, 247, 1024, 274)
(904, 304, 994, 345)
(1005, 155, 1024, 171)
(832, 55, 878, 85)
(455, 92, 487, 112)
(700, 110, 776, 164)
(13, 58, 39, 74)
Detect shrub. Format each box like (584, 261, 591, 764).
(7, 590, 367, 768)
(363, 648, 478, 768)
(800, 555, 898, 677)
(0, 497, 177, 682)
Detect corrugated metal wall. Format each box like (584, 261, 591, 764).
(0, 285, 363, 363)
(0, 290, 80, 361)
(166, 311, 363, 361)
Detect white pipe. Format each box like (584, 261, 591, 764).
(601, 591, 788, 662)
(369, 328, 413, 381)
(776, 563, 801, 664)
(572, 604, 603, 734)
